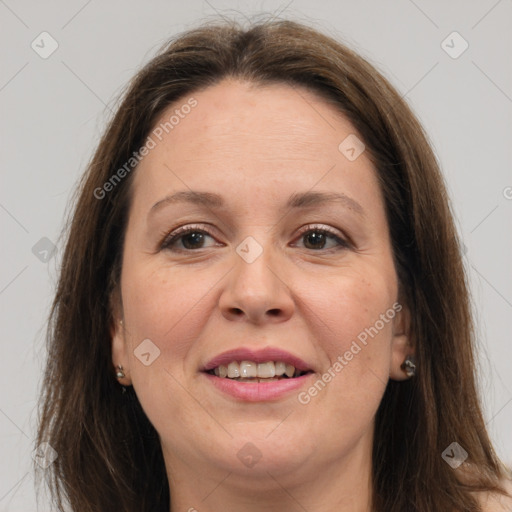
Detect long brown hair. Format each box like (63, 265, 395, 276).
(35, 17, 511, 511)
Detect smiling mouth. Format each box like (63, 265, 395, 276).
(204, 360, 313, 382)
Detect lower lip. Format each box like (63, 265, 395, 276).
(202, 372, 313, 401)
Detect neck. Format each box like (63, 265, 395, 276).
(165, 432, 374, 512)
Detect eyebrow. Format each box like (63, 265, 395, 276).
(149, 190, 365, 217)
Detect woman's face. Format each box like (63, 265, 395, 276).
(112, 79, 411, 492)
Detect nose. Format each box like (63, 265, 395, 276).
(218, 239, 295, 324)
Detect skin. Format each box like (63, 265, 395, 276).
(111, 78, 415, 512)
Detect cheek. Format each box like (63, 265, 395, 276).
(119, 264, 212, 432)
(302, 270, 395, 423)
(302, 265, 397, 351)
(298, 263, 397, 413)
(120, 262, 219, 394)
(122, 262, 211, 335)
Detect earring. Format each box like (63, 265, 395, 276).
(116, 365, 125, 379)
(401, 355, 416, 377)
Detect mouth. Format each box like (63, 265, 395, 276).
(202, 346, 315, 378)
(200, 347, 315, 401)
(204, 361, 313, 382)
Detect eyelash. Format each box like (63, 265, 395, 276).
(160, 223, 350, 253)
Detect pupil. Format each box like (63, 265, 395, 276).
(305, 231, 325, 249)
(183, 232, 204, 249)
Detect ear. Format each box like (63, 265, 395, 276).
(389, 302, 414, 381)
(109, 286, 132, 386)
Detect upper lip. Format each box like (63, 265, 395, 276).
(202, 347, 314, 373)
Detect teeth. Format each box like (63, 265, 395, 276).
(227, 362, 240, 378)
(214, 365, 228, 378)
(211, 361, 305, 379)
(257, 362, 275, 378)
(285, 363, 295, 378)
(274, 361, 286, 376)
(237, 377, 279, 383)
(240, 361, 257, 378)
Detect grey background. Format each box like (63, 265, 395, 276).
(1, 0, 511, 509)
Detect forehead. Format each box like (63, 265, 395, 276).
(130, 78, 380, 211)
(156, 79, 354, 157)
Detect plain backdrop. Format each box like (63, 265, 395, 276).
(1, 1, 511, 509)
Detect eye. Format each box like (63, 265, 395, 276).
(160, 224, 219, 252)
(160, 223, 350, 253)
(293, 225, 349, 252)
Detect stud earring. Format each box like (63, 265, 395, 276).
(401, 355, 416, 378)
(116, 365, 125, 379)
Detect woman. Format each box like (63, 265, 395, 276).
(35, 17, 512, 512)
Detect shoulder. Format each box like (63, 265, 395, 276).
(476, 478, 512, 512)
